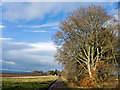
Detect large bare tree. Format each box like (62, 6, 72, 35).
(54, 5, 118, 79)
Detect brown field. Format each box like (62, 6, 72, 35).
(1, 73, 45, 77)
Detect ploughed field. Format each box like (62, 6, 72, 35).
(2, 75, 58, 89)
(1, 73, 43, 77)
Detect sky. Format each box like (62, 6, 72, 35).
(0, 0, 119, 72)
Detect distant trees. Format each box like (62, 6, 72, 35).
(47, 69, 60, 76)
(54, 5, 119, 87)
(47, 70, 55, 75)
(29, 69, 60, 76)
(30, 71, 43, 76)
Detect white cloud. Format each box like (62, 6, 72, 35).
(4, 61, 16, 65)
(2, 41, 62, 71)
(18, 22, 59, 28)
(2, 1, 119, 22)
(31, 22, 59, 28)
(20, 22, 59, 32)
(51, 27, 58, 29)
(0, 25, 6, 28)
(0, 59, 16, 65)
(2, 2, 83, 22)
(0, 38, 13, 40)
(23, 30, 48, 32)
(17, 25, 23, 27)
(32, 30, 47, 32)
(25, 42, 56, 51)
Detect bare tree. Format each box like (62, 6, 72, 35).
(54, 5, 118, 79)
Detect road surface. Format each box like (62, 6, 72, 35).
(49, 77, 70, 90)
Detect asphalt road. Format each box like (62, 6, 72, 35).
(49, 77, 70, 90)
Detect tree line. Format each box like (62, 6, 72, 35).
(29, 69, 61, 76)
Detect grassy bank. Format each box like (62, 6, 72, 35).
(2, 76, 58, 89)
(61, 76, 80, 89)
(61, 76, 119, 89)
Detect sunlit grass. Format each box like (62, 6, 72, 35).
(2, 76, 58, 89)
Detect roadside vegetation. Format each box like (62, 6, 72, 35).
(2, 76, 58, 89)
(54, 5, 119, 88)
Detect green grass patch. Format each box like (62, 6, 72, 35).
(2, 76, 58, 89)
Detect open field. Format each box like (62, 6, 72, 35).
(2, 75, 58, 89)
(1, 73, 43, 77)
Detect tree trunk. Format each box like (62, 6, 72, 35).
(88, 46, 92, 78)
(88, 62, 92, 78)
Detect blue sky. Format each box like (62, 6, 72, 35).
(0, 0, 119, 72)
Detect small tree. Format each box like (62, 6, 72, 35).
(54, 69, 58, 75)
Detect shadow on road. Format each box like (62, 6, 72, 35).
(49, 77, 70, 90)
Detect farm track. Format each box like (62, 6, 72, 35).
(48, 77, 70, 90)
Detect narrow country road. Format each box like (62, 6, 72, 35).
(49, 77, 70, 90)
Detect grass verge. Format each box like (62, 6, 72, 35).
(61, 76, 119, 90)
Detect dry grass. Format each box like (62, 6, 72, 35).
(61, 76, 119, 89)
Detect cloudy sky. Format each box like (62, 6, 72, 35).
(0, 0, 119, 72)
